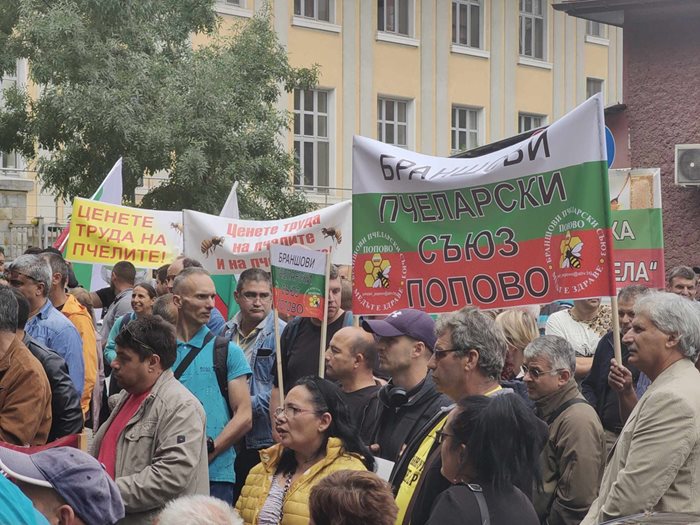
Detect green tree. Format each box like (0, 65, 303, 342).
(0, 0, 316, 219)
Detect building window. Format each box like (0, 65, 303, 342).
(518, 113, 545, 133)
(452, 0, 482, 49)
(451, 107, 481, 152)
(221, 0, 241, 6)
(519, 0, 545, 60)
(294, 0, 332, 22)
(378, 0, 411, 37)
(377, 98, 409, 148)
(294, 89, 330, 191)
(586, 20, 607, 38)
(586, 78, 604, 99)
(1, 64, 20, 172)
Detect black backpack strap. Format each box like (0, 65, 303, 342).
(465, 484, 490, 525)
(546, 398, 588, 425)
(213, 336, 232, 418)
(174, 331, 215, 380)
(119, 312, 133, 330)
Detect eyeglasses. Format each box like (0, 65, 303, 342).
(522, 364, 564, 379)
(241, 291, 272, 302)
(435, 428, 455, 445)
(432, 347, 462, 361)
(274, 406, 318, 419)
(7, 272, 41, 288)
(124, 324, 155, 354)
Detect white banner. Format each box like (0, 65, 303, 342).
(183, 201, 351, 274)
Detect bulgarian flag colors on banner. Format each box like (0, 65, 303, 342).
(270, 244, 328, 321)
(351, 94, 617, 315)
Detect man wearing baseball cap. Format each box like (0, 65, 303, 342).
(0, 446, 124, 525)
(361, 308, 450, 462)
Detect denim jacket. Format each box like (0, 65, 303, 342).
(224, 311, 285, 449)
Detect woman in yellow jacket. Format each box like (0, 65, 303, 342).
(236, 376, 374, 525)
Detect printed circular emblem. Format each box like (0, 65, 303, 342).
(353, 231, 408, 313)
(543, 207, 608, 295)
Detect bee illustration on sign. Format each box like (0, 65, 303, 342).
(170, 223, 183, 235)
(373, 266, 391, 288)
(560, 231, 583, 269)
(321, 227, 342, 245)
(201, 236, 225, 258)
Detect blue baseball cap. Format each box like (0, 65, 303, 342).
(0, 447, 125, 525)
(362, 308, 437, 350)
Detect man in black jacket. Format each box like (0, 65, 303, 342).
(10, 288, 83, 441)
(581, 284, 650, 452)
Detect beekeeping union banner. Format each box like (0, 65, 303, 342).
(352, 94, 617, 315)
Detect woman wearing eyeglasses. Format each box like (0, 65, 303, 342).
(236, 376, 374, 525)
(425, 394, 542, 525)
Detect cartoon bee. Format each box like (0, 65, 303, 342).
(560, 232, 583, 269)
(170, 222, 184, 235)
(321, 227, 342, 245)
(201, 236, 225, 258)
(373, 266, 391, 288)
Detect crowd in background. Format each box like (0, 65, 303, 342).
(1, 243, 700, 525)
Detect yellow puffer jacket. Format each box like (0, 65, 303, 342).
(236, 437, 367, 525)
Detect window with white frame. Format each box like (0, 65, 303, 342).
(378, 0, 411, 37)
(586, 78, 604, 99)
(451, 106, 481, 152)
(295, 0, 332, 22)
(519, 0, 545, 60)
(518, 113, 545, 133)
(1, 64, 20, 172)
(220, 0, 241, 6)
(452, 0, 482, 48)
(377, 98, 409, 148)
(586, 20, 607, 38)
(294, 89, 331, 191)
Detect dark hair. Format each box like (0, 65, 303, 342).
(309, 470, 398, 525)
(133, 282, 157, 300)
(448, 394, 543, 492)
(114, 315, 177, 369)
(41, 252, 70, 286)
(236, 268, 271, 293)
(156, 264, 169, 284)
(9, 287, 29, 330)
(41, 247, 62, 256)
(329, 265, 339, 280)
(181, 257, 203, 269)
(0, 246, 4, 255)
(23, 246, 43, 255)
(618, 284, 649, 303)
(112, 261, 136, 286)
(152, 294, 178, 325)
(276, 376, 375, 475)
(0, 287, 18, 332)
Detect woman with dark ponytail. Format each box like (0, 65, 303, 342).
(426, 394, 542, 525)
(236, 376, 373, 525)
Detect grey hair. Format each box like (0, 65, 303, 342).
(0, 287, 18, 333)
(156, 495, 243, 525)
(435, 307, 507, 379)
(172, 267, 211, 294)
(618, 284, 650, 304)
(7, 254, 51, 296)
(524, 335, 576, 373)
(667, 265, 696, 285)
(634, 291, 700, 361)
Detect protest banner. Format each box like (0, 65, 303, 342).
(66, 198, 183, 268)
(183, 201, 351, 274)
(352, 94, 616, 315)
(270, 244, 331, 386)
(609, 168, 664, 289)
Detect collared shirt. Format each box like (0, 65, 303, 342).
(26, 299, 85, 395)
(227, 312, 266, 363)
(175, 325, 251, 483)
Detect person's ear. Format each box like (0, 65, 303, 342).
(318, 412, 332, 433)
(56, 503, 77, 525)
(148, 353, 161, 371)
(558, 368, 571, 385)
(172, 293, 183, 309)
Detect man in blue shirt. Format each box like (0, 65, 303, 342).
(8, 254, 85, 395)
(173, 267, 252, 504)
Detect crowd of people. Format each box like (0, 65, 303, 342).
(1, 244, 700, 525)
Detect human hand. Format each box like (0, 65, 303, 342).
(608, 358, 633, 393)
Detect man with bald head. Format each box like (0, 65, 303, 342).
(325, 326, 382, 444)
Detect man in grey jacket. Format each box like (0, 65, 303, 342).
(92, 315, 208, 525)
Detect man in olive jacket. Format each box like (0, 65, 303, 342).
(92, 315, 208, 525)
(525, 335, 605, 525)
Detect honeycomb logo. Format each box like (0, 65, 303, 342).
(364, 253, 391, 289)
(308, 294, 321, 308)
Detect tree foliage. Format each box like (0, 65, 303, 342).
(0, 0, 317, 219)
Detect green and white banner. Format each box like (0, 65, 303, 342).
(352, 95, 617, 314)
(270, 244, 327, 320)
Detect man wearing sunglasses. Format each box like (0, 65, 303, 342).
(7, 254, 85, 396)
(524, 335, 605, 525)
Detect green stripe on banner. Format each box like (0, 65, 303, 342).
(271, 266, 326, 295)
(353, 162, 610, 250)
(611, 208, 663, 250)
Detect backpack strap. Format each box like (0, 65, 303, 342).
(546, 398, 588, 425)
(173, 331, 215, 381)
(118, 312, 133, 330)
(213, 336, 232, 418)
(463, 483, 490, 525)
